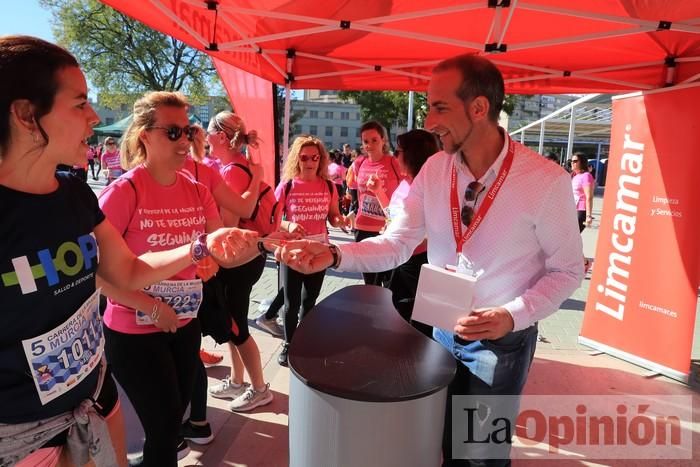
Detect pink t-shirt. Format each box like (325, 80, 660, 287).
(101, 150, 122, 170)
(98, 166, 220, 334)
(571, 172, 594, 211)
(275, 178, 337, 240)
(353, 155, 402, 232)
(328, 162, 347, 186)
(181, 156, 224, 195)
(219, 154, 253, 195)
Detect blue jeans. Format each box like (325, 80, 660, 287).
(436, 325, 538, 467)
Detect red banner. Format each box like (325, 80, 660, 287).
(213, 58, 276, 188)
(579, 84, 700, 381)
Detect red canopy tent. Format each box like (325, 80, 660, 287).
(100, 0, 700, 93)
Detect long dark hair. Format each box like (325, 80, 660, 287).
(396, 129, 439, 178)
(0, 35, 79, 156)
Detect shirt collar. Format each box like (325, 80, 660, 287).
(454, 127, 510, 183)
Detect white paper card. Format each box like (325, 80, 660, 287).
(412, 264, 476, 331)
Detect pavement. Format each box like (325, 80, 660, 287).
(86, 177, 700, 467)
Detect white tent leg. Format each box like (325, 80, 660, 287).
(567, 106, 577, 159)
(538, 121, 545, 154)
(407, 91, 414, 131)
(283, 84, 291, 162)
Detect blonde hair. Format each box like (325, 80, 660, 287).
(120, 91, 202, 169)
(207, 111, 260, 151)
(282, 135, 330, 182)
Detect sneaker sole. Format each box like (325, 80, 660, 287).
(230, 393, 274, 413)
(184, 434, 214, 445)
(177, 445, 191, 461)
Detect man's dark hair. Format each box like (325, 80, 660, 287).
(433, 54, 504, 122)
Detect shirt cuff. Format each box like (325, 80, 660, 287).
(502, 297, 531, 332)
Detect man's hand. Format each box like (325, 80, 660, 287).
(275, 239, 334, 274)
(454, 307, 514, 341)
(207, 227, 258, 264)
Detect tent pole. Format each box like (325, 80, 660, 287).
(538, 121, 545, 154)
(567, 107, 576, 159)
(407, 91, 414, 131)
(283, 84, 291, 162)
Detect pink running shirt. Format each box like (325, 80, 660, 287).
(275, 178, 337, 240)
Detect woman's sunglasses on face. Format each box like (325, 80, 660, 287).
(148, 125, 197, 142)
(300, 154, 320, 162)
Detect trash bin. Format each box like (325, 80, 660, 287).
(288, 285, 456, 467)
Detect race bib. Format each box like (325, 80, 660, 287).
(22, 289, 104, 406)
(360, 194, 385, 220)
(137, 279, 203, 325)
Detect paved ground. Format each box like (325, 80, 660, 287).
(86, 177, 700, 466)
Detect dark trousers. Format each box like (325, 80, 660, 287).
(389, 251, 433, 339)
(105, 320, 201, 467)
(190, 359, 208, 423)
(88, 159, 96, 178)
(354, 229, 392, 286)
(280, 263, 326, 343)
(264, 262, 285, 320)
(441, 326, 538, 467)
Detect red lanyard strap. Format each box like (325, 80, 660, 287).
(450, 136, 515, 253)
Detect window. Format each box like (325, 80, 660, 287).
(325, 127, 333, 137)
(341, 111, 349, 120)
(325, 111, 334, 119)
(310, 110, 318, 118)
(293, 125, 302, 134)
(309, 125, 317, 135)
(355, 112, 360, 120)
(340, 127, 348, 137)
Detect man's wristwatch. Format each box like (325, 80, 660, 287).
(328, 244, 341, 269)
(191, 233, 210, 263)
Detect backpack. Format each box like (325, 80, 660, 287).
(231, 163, 281, 235)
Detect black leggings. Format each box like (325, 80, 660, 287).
(354, 229, 392, 286)
(389, 251, 433, 339)
(104, 320, 201, 467)
(280, 263, 326, 343)
(577, 210, 587, 232)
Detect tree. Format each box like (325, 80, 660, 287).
(40, 0, 224, 109)
(338, 91, 427, 142)
(274, 85, 306, 147)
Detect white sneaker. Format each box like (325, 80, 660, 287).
(255, 315, 283, 337)
(229, 383, 273, 412)
(208, 376, 249, 400)
(276, 316, 284, 327)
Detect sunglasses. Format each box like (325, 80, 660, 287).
(148, 125, 197, 142)
(461, 181, 486, 226)
(571, 159, 579, 163)
(300, 154, 320, 162)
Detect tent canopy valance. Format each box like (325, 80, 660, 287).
(99, 0, 700, 94)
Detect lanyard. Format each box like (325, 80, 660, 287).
(450, 136, 515, 254)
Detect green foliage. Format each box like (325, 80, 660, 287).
(275, 85, 306, 145)
(40, 0, 222, 108)
(503, 94, 518, 116)
(338, 91, 427, 137)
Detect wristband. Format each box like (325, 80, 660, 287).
(191, 233, 210, 263)
(328, 244, 341, 269)
(257, 239, 269, 256)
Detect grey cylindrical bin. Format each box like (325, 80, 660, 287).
(288, 285, 456, 467)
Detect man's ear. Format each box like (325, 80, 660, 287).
(469, 96, 491, 122)
(9, 99, 37, 132)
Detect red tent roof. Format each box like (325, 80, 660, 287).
(100, 0, 700, 93)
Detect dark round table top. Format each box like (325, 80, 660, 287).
(288, 285, 457, 403)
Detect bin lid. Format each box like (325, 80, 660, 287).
(288, 285, 457, 402)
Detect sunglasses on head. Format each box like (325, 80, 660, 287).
(461, 181, 486, 226)
(300, 154, 320, 162)
(148, 125, 197, 142)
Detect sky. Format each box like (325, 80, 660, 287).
(0, 0, 55, 41)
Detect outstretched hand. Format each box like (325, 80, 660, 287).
(274, 239, 334, 274)
(207, 227, 258, 265)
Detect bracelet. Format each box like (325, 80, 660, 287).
(150, 301, 161, 323)
(328, 244, 341, 269)
(257, 239, 269, 256)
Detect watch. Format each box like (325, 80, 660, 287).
(328, 244, 341, 269)
(191, 233, 210, 263)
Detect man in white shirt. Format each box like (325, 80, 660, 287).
(276, 54, 583, 466)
